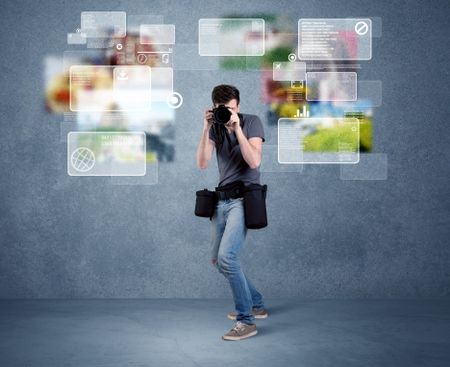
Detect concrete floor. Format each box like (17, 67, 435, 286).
(0, 299, 449, 367)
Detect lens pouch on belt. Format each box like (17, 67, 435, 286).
(242, 184, 268, 229)
(195, 189, 217, 219)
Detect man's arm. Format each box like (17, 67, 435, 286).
(235, 127, 262, 169)
(196, 109, 215, 169)
(227, 112, 263, 169)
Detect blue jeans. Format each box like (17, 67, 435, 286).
(211, 197, 265, 325)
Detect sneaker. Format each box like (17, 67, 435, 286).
(222, 321, 258, 341)
(227, 307, 268, 320)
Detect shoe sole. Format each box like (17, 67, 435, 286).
(222, 330, 258, 340)
(227, 314, 268, 320)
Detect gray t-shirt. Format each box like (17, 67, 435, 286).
(209, 113, 265, 187)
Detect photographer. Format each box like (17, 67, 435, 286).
(196, 85, 268, 341)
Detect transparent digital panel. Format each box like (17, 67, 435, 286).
(67, 32, 86, 45)
(340, 153, 388, 180)
(273, 62, 306, 81)
(298, 18, 372, 60)
(85, 38, 115, 49)
(140, 24, 175, 44)
(69, 65, 151, 112)
(278, 118, 360, 164)
(81, 11, 127, 38)
(198, 18, 265, 56)
(67, 132, 146, 176)
(306, 72, 357, 101)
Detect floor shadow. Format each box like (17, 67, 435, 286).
(265, 300, 300, 315)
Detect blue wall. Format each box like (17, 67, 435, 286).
(1, 0, 449, 298)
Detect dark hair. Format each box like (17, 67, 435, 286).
(211, 84, 240, 105)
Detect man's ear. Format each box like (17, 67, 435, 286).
(237, 103, 240, 113)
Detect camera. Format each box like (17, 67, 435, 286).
(211, 105, 231, 125)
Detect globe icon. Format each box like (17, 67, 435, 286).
(71, 147, 95, 172)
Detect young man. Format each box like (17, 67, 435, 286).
(196, 85, 268, 341)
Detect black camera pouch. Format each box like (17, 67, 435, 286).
(195, 189, 217, 219)
(243, 184, 268, 229)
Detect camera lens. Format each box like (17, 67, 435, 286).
(213, 105, 232, 124)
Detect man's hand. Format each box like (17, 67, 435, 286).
(225, 109, 241, 133)
(203, 108, 214, 131)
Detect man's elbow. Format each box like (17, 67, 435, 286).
(249, 160, 261, 169)
(197, 160, 209, 169)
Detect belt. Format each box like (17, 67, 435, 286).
(215, 181, 244, 200)
(215, 190, 243, 200)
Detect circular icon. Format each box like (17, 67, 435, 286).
(166, 92, 183, 109)
(116, 43, 123, 50)
(355, 21, 369, 36)
(71, 147, 95, 172)
(137, 54, 147, 64)
(288, 53, 297, 62)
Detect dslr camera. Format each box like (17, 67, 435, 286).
(210, 105, 231, 125)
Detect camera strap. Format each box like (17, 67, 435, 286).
(215, 113, 243, 153)
(224, 129, 232, 152)
(224, 113, 243, 152)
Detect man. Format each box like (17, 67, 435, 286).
(196, 84, 268, 341)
